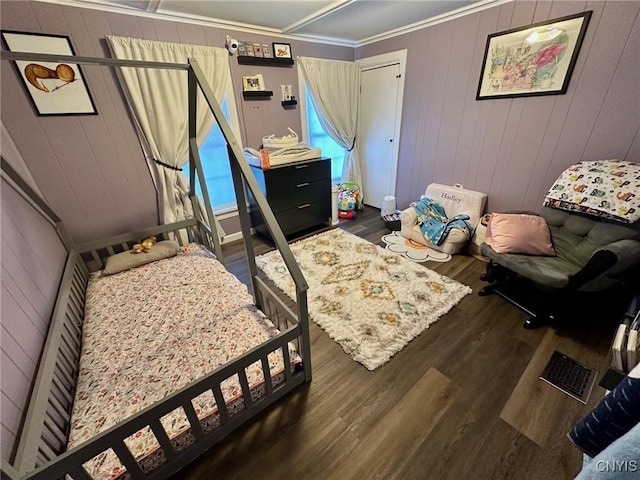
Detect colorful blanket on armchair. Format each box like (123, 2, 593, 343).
(411, 197, 471, 246)
(544, 159, 639, 223)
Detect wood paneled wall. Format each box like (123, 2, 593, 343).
(357, 1, 640, 212)
(0, 1, 352, 244)
(1, 177, 67, 462)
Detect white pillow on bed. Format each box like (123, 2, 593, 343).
(103, 240, 178, 275)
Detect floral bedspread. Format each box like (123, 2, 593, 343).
(67, 243, 300, 479)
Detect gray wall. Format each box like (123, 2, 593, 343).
(1, 175, 67, 462)
(0, 0, 353, 244)
(357, 0, 640, 212)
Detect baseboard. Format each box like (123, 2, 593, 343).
(221, 229, 255, 245)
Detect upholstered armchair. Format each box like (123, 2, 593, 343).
(400, 183, 487, 254)
(478, 159, 640, 329)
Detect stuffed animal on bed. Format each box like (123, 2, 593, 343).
(132, 236, 156, 254)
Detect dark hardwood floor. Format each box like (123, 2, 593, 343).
(173, 207, 627, 480)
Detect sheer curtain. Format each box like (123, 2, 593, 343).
(107, 36, 230, 235)
(297, 57, 363, 202)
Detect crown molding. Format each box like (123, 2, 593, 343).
(356, 0, 513, 47)
(36, 0, 512, 49)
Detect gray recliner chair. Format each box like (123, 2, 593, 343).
(478, 207, 640, 328)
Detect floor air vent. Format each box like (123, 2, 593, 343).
(540, 350, 596, 404)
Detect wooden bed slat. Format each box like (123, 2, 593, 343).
(51, 376, 73, 406)
(182, 401, 205, 442)
(90, 250, 103, 270)
(210, 386, 230, 425)
(238, 370, 253, 409)
(36, 442, 56, 464)
(149, 420, 177, 462)
(260, 357, 274, 396)
(43, 417, 66, 448)
(53, 358, 75, 390)
(48, 395, 69, 423)
(121, 242, 130, 252)
(68, 465, 93, 480)
(66, 294, 83, 324)
(106, 246, 115, 256)
(281, 347, 293, 384)
(111, 441, 146, 478)
(61, 325, 80, 363)
(57, 336, 78, 371)
(64, 312, 82, 342)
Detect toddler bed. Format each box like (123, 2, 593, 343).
(8, 213, 310, 480)
(10, 214, 310, 480)
(2, 53, 311, 480)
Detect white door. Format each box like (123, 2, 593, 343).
(359, 61, 403, 209)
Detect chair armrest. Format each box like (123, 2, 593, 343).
(567, 239, 640, 290)
(400, 207, 417, 227)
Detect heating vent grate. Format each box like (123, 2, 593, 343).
(540, 350, 596, 404)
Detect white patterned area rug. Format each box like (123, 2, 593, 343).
(381, 231, 451, 263)
(256, 228, 471, 370)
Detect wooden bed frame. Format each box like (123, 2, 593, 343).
(0, 51, 311, 480)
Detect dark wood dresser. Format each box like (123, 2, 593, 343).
(248, 157, 331, 239)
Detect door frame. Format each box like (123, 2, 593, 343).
(356, 49, 407, 204)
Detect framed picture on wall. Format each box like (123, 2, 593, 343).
(1, 30, 98, 115)
(272, 42, 292, 59)
(242, 74, 265, 91)
(476, 11, 592, 100)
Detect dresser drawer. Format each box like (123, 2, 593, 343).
(266, 159, 330, 186)
(267, 179, 330, 212)
(276, 200, 331, 235)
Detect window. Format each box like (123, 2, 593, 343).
(183, 95, 240, 214)
(304, 88, 346, 182)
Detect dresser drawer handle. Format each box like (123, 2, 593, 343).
(296, 182, 310, 188)
(295, 165, 309, 169)
(298, 203, 311, 209)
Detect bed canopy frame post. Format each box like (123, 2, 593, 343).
(186, 68, 223, 260)
(188, 60, 310, 307)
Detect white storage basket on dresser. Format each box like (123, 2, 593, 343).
(263, 128, 298, 149)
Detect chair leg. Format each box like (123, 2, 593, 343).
(523, 312, 555, 329)
(478, 284, 496, 296)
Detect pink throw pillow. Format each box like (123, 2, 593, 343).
(485, 213, 555, 256)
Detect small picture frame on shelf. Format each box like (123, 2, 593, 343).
(242, 74, 265, 91)
(273, 42, 292, 59)
(252, 42, 263, 58)
(262, 43, 272, 58)
(237, 41, 247, 56)
(245, 42, 255, 56)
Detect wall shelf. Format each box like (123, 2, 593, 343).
(281, 99, 297, 108)
(237, 56, 294, 67)
(243, 90, 273, 99)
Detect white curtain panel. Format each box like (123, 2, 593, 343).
(107, 35, 229, 234)
(297, 57, 363, 202)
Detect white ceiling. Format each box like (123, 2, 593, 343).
(65, 0, 508, 46)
